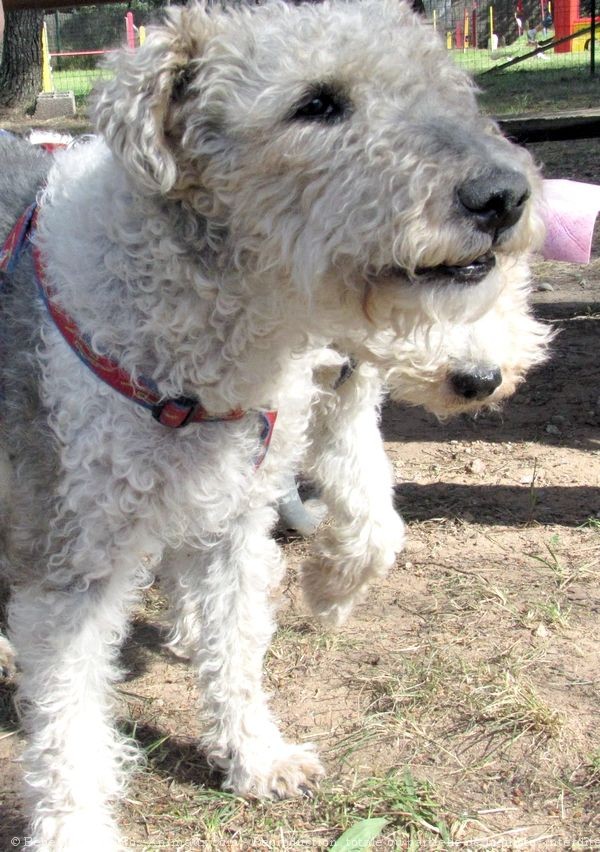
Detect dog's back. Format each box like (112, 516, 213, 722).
(0, 133, 52, 236)
(0, 133, 54, 405)
(0, 133, 53, 378)
(0, 134, 58, 585)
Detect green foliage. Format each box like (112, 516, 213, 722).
(330, 818, 388, 852)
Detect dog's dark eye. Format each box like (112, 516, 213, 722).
(289, 85, 349, 124)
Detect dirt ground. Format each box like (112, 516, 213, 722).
(0, 129, 598, 850)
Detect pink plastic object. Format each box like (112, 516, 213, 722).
(541, 179, 600, 264)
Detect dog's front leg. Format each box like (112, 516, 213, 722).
(301, 363, 405, 627)
(9, 548, 152, 852)
(161, 506, 324, 799)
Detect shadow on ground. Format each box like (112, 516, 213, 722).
(394, 482, 599, 526)
(127, 721, 218, 789)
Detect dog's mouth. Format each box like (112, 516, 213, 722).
(379, 252, 496, 286)
(414, 252, 496, 285)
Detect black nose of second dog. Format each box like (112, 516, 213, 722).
(457, 168, 530, 239)
(450, 367, 502, 401)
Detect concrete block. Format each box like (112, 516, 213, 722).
(35, 91, 76, 120)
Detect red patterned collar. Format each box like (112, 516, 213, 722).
(0, 203, 277, 462)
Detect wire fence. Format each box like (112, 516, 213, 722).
(43, 4, 152, 98)
(423, 0, 597, 75)
(41, 1, 599, 109)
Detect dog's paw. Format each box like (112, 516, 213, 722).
(384, 509, 406, 553)
(301, 554, 364, 627)
(29, 812, 124, 852)
(0, 634, 16, 680)
(226, 742, 325, 800)
(301, 510, 405, 626)
(277, 494, 328, 537)
(304, 588, 365, 628)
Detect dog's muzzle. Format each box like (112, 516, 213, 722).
(456, 167, 531, 242)
(409, 167, 530, 286)
(449, 367, 502, 401)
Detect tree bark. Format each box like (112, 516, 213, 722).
(0, 8, 43, 108)
(5, 0, 117, 9)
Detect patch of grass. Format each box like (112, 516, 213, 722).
(528, 535, 568, 587)
(528, 534, 596, 590)
(357, 654, 443, 717)
(476, 65, 600, 115)
(557, 749, 600, 823)
(473, 669, 564, 742)
(268, 618, 353, 676)
(50, 68, 113, 98)
(127, 769, 456, 849)
(324, 769, 454, 843)
(338, 643, 563, 773)
(329, 650, 449, 763)
(586, 750, 600, 776)
(578, 517, 600, 530)
(278, 770, 454, 847)
(522, 598, 572, 630)
(187, 788, 249, 844)
(452, 40, 591, 76)
(330, 818, 388, 852)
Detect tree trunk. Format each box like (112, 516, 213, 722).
(0, 9, 44, 108)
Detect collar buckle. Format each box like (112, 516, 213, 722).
(152, 396, 202, 428)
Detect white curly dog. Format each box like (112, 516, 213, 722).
(0, 0, 548, 848)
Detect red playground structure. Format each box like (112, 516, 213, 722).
(554, 0, 598, 52)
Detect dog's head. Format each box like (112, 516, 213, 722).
(361, 265, 553, 416)
(93, 0, 542, 329)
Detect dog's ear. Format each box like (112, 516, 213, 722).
(93, 5, 217, 195)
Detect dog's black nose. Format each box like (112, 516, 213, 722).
(449, 367, 502, 400)
(457, 168, 530, 239)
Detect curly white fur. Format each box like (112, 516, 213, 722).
(371, 262, 552, 416)
(0, 1, 548, 849)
